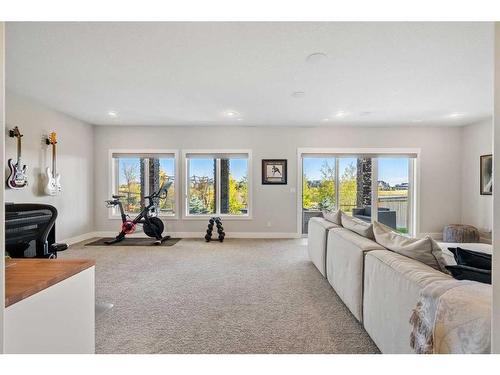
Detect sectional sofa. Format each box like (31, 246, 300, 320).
(307, 216, 489, 354)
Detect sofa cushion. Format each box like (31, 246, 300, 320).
(363, 250, 452, 353)
(449, 247, 492, 270)
(431, 241, 492, 274)
(373, 221, 440, 270)
(307, 217, 340, 277)
(341, 212, 374, 239)
(322, 209, 341, 225)
(326, 228, 384, 321)
(445, 265, 491, 284)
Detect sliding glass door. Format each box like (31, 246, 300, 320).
(302, 157, 336, 233)
(301, 153, 415, 235)
(377, 158, 411, 234)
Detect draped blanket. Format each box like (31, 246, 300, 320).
(410, 280, 491, 354)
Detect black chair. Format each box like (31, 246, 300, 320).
(5, 203, 68, 258)
(352, 205, 397, 229)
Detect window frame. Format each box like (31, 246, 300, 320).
(108, 149, 180, 220)
(182, 149, 253, 220)
(297, 147, 420, 237)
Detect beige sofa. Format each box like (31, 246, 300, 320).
(307, 218, 488, 353)
(326, 228, 384, 321)
(307, 217, 340, 277)
(363, 250, 452, 353)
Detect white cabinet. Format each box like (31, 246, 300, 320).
(4, 267, 95, 354)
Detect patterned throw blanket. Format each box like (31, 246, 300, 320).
(410, 280, 491, 354)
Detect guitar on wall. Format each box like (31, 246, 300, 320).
(44, 132, 62, 196)
(6, 126, 28, 189)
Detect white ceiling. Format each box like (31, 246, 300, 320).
(5, 22, 494, 127)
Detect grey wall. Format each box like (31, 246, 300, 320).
(492, 21, 500, 354)
(94, 124, 464, 236)
(460, 119, 493, 233)
(1, 21, 5, 354)
(5, 91, 94, 241)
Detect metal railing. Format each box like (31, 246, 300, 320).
(302, 196, 408, 233)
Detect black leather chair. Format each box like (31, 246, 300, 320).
(352, 205, 397, 229)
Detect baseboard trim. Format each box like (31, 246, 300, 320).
(61, 232, 102, 245)
(66, 231, 301, 242)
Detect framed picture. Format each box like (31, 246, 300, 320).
(480, 154, 492, 195)
(262, 159, 287, 185)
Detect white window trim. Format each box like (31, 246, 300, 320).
(297, 147, 420, 236)
(108, 149, 180, 220)
(182, 149, 253, 220)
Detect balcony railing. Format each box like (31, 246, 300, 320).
(302, 196, 408, 234)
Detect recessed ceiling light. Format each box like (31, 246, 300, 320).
(447, 112, 465, 118)
(359, 111, 372, 117)
(412, 119, 423, 123)
(223, 110, 240, 118)
(306, 52, 328, 64)
(108, 110, 118, 118)
(291, 91, 306, 98)
(321, 118, 330, 122)
(335, 110, 349, 118)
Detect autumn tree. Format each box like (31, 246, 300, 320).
(316, 161, 336, 211)
(122, 163, 139, 212)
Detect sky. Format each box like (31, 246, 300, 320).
(118, 157, 175, 185)
(189, 158, 248, 181)
(303, 157, 409, 186)
(118, 157, 248, 185)
(118, 156, 408, 186)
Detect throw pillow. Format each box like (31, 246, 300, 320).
(445, 265, 491, 284)
(448, 247, 491, 270)
(341, 212, 374, 239)
(428, 239, 456, 274)
(373, 221, 440, 270)
(322, 209, 341, 225)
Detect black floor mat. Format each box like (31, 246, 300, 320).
(85, 237, 182, 247)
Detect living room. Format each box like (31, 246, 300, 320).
(1, 2, 500, 372)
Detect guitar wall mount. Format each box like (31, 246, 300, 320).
(6, 126, 28, 190)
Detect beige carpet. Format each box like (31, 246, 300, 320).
(62, 238, 379, 354)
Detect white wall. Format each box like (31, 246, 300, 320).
(1, 21, 5, 354)
(461, 118, 493, 234)
(94, 125, 463, 237)
(5, 91, 94, 242)
(492, 21, 500, 354)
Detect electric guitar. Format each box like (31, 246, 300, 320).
(44, 132, 62, 196)
(6, 126, 28, 189)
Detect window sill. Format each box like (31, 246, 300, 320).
(182, 215, 252, 221)
(108, 214, 179, 220)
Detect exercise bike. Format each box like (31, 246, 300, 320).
(105, 181, 172, 245)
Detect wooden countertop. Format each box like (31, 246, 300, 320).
(5, 258, 95, 307)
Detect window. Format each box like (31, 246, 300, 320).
(185, 151, 250, 217)
(300, 150, 416, 235)
(377, 157, 411, 234)
(111, 151, 177, 216)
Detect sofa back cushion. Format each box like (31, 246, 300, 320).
(373, 221, 440, 270)
(341, 212, 375, 239)
(322, 209, 341, 225)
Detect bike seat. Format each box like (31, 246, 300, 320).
(112, 195, 125, 199)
